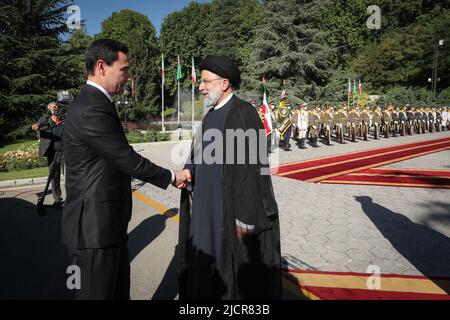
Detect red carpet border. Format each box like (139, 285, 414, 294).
(282, 269, 450, 300)
(274, 137, 450, 189)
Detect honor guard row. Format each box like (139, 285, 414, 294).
(256, 103, 450, 151)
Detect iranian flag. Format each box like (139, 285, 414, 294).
(177, 55, 183, 81)
(358, 79, 362, 96)
(161, 53, 165, 85)
(348, 78, 352, 97)
(191, 57, 196, 84)
(261, 86, 272, 136)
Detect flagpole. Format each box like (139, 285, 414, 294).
(191, 57, 195, 138)
(347, 78, 350, 109)
(161, 53, 165, 132)
(358, 80, 361, 107)
(191, 57, 196, 137)
(177, 55, 181, 140)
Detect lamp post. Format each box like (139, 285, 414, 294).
(431, 39, 444, 96)
(122, 85, 131, 133)
(117, 97, 128, 133)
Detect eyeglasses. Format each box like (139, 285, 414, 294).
(200, 77, 224, 85)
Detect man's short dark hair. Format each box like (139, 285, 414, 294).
(85, 39, 129, 75)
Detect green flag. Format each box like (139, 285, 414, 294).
(353, 79, 357, 97)
(177, 55, 183, 81)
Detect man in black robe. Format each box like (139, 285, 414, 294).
(177, 55, 282, 300)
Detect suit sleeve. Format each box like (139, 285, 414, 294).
(80, 104, 172, 189)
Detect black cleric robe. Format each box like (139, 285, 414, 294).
(177, 94, 282, 300)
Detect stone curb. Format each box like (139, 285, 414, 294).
(0, 176, 48, 189)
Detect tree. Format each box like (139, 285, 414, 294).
(352, 6, 450, 93)
(316, 0, 377, 70)
(244, 0, 333, 105)
(96, 9, 161, 116)
(61, 28, 93, 95)
(159, 2, 213, 96)
(127, 29, 160, 117)
(205, 0, 264, 63)
(0, 0, 77, 141)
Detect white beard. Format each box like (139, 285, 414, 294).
(203, 88, 222, 108)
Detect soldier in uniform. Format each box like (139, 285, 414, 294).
(308, 106, 321, 147)
(348, 105, 361, 142)
(382, 106, 392, 138)
(372, 106, 382, 139)
(391, 106, 400, 137)
(361, 106, 372, 141)
(269, 102, 279, 148)
(422, 108, 429, 132)
(427, 108, 435, 133)
(406, 106, 415, 135)
(435, 108, 442, 132)
(446, 107, 450, 130)
(334, 105, 348, 144)
(320, 105, 334, 146)
(441, 107, 449, 130)
(276, 98, 293, 151)
(398, 107, 407, 136)
(292, 103, 309, 149)
(415, 108, 423, 134)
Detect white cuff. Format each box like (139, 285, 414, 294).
(235, 219, 255, 230)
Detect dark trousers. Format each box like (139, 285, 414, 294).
(67, 241, 130, 300)
(47, 150, 62, 202)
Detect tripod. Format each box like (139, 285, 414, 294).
(36, 148, 64, 216)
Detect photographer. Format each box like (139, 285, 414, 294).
(30, 101, 64, 207)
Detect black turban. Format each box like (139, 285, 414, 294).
(199, 55, 241, 88)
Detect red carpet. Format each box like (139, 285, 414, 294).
(283, 269, 450, 300)
(274, 137, 450, 188)
(322, 168, 450, 189)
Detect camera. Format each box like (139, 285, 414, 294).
(56, 90, 73, 119)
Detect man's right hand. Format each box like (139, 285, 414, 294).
(172, 169, 192, 189)
(31, 124, 39, 131)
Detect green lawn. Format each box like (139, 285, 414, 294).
(0, 167, 48, 181)
(0, 139, 38, 155)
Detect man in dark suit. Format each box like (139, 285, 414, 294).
(31, 101, 64, 206)
(62, 39, 187, 300)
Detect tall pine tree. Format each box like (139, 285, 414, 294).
(0, 0, 80, 141)
(244, 0, 332, 105)
(96, 9, 161, 117)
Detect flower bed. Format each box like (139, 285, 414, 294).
(0, 142, 47, 172)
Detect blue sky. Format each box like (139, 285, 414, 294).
(71, 0, 211, 36)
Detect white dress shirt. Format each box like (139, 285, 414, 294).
(214, 93, 233, 110)
(86, 80, 113, 102)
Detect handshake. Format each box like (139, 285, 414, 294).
(171, 169, 192, 189)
